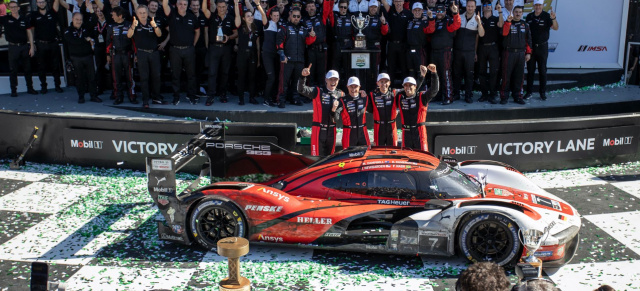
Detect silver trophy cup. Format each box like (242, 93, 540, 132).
(518, 229, 547, 263)
(351, 12, 370, 49)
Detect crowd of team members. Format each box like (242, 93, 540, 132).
(0, 0, 558, 108)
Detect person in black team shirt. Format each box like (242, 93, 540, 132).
(524, 0, 557, 101)
(0, 1, 37, 97)
(260, 7, 281, 106)
(163, 0, 200, 105)
(500, 5, 531, 105)
(190, 0, 208, 97)
(405, 2, 429, 80)
(425, 2, 460, 105)
(328, 0, 353, 90)
(127, 5, 163, 108)
(106, 6, 138, 105)
(87, 1, 111, 95)
(303, 0, 328, 88)
(477, 0, 502, 104)
(381, 0, 411, 86)
(234, 0, 266, 105)
(32, 0, 64, 94)
(202, 0, 237, 105)
(64, 12, 103, 103)
(276, 7, 316, 108)
(452, 0, 483, 103)
(361, 1, 388, 92)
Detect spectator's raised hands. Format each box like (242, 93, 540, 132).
(450, 2, 458, 14)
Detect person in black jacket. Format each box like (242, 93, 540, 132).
(202, 0, 238, 105)
(64, 13, 103, 103)
(260, 7, 280, 106)
(0, 1, 37, 97)
(452, 0, 483, 103)
(127, 5, 163, 108)
(235, 0, 267, 105)
(303, 0, 328, 88)
(425, 3, 460, 105)
(500, 5, 531, 105)
(524, 0, 558, 101)
(276, 7, 316, 108)
(32, 0, 64, 94)
(107, 6, 137, 105)
(477, 0, 502, 104)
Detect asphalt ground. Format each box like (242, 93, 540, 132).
(0, 161, 639, 290)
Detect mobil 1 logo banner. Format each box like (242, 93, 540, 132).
(434, 126, 639, 163)
(63, 128, 207, 164)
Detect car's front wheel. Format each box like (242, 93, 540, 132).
(190, 199, 247, 250)
(458, 213, 521, 267)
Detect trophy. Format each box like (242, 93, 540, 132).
(351, 12, 370, 49)
(517, 222, 555, 279)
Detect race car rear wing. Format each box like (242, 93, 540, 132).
(146, 125, 319, 201)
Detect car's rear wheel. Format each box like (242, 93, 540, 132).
(190, 199, 247, 250)
(458, 213, 521, 267)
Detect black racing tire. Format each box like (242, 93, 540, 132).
(458, 213, 521, 267)
(190, 198, 247, 250)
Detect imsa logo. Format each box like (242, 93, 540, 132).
(577, 45, 607, 52)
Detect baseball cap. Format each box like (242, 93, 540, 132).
(347, 77, 361, 86)
(412, 2, 423, 10)
(435, 4, 445, 11)
(403, 77, 417, 86)
(369, 0, 379, 7)
(377, 73, 390, 82)
(533, 0, 543, 5)
(325, 70, 340, 79)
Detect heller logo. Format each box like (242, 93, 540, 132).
(258, 234, 283, 242)
(441, 146, 477, 155)
(578, 45, 607, 52)
(70, 139, 104, 149)
(297, 217, 333, 224)
(245, 205, 283, 212)
(602, 136, 634, 147)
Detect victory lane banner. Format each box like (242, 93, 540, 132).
(63, 128, 208, 168)
(434, 126, 639, 166)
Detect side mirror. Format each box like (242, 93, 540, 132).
(424, 199, 453, 210)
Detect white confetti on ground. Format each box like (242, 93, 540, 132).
(200, 245, 314, 264)
(0, 182, 97, 213)
(0, 170, 50, 182)
(65, 265, 195, 291)
(609, 180, 640, 200)
(525, 170, 607, 188)
(548, 260, 640, 290)
(585, 212, 640, 256)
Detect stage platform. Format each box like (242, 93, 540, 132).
(0, 81, 639, 172)
(0, 81, 638, 125)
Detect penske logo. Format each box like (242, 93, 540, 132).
(258, 234, 283, 242)
(245, 205, 283, 212)
(257, 187, 290, 202)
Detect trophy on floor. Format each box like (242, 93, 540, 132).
(351, 12, 370, 49)
(517, 222, 555, 279)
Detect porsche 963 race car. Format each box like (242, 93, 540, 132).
(147, 127, 580, 267)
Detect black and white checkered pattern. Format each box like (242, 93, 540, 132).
(0, 162, 638, 291)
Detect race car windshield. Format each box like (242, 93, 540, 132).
(422, 163, 482, 199)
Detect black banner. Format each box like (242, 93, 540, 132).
(434, 126, 639, 164)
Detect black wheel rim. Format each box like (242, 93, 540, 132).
(466, 220, 513, 262)
(197, 207, 237, 244)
